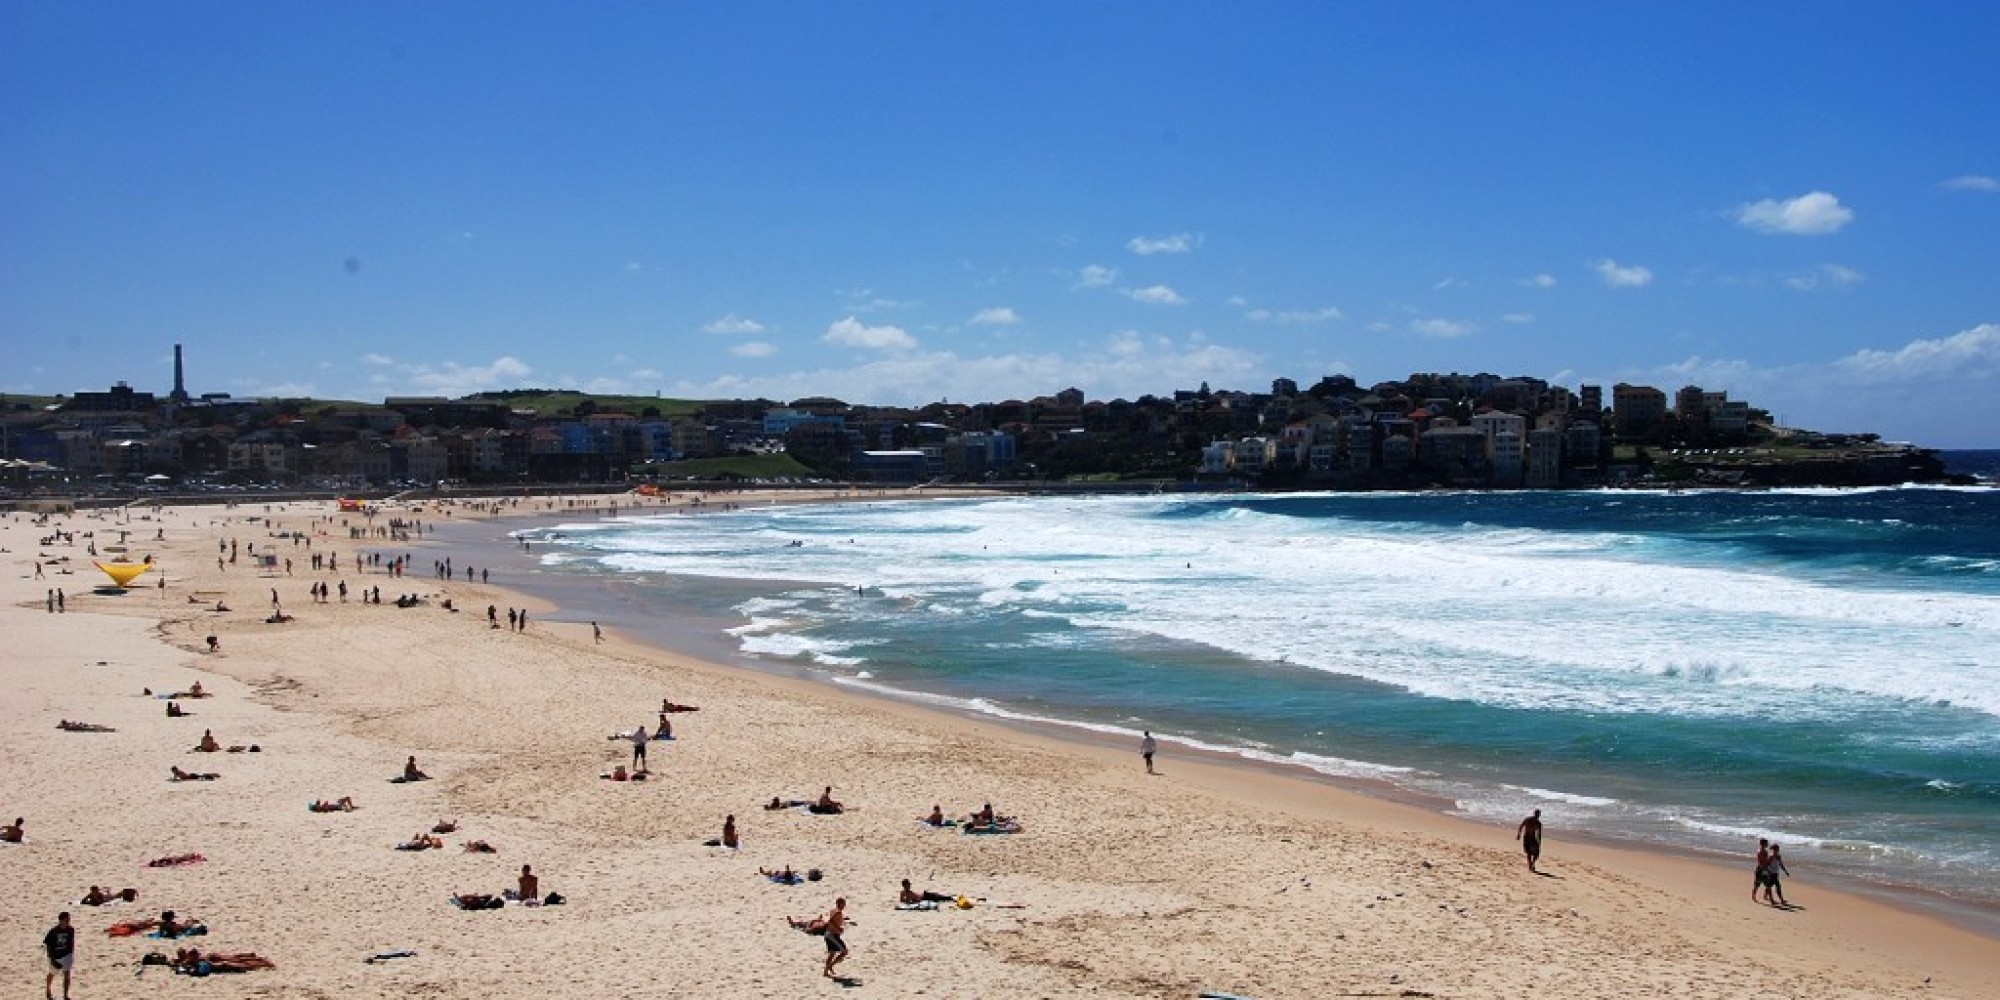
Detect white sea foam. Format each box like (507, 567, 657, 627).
(1503, 785, 1620, 807)
(548, 494, 2000, 719)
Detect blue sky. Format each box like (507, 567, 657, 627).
(4, 3, 1998, 446)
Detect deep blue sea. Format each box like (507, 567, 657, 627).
(511, 471, 2000, 909)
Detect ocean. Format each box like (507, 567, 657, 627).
(492, 463, 2000, 913)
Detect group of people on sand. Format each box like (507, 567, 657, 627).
(451, 864, 560, 910)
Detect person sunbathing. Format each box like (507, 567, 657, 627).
(58, 720, 117, 732)
(81, 886, 139, 905)
(517, 864, 539, 901)
(308, 797, 357, 812)
(396, 833, 443, 851)
(171, 948, 275, 974)
(787, 913, 828, 934)
(603, 765, 630, 781)
(660, 698, 700, 713)
(764, 796, 808, 810)
(760, 865, 802, 884)
(968, 803, 996, 826)
(809, 786, 845, 814)
(157, 910, 206, 938)
(187, 680, 206, 697)
(0, 817, 23, 843)
(451, 892, 504, 910)
(145, 853, 204, 868)
(922, 804, 948, 826)
(432, 819, 458, 834)
(899, 879, 957, 905)
(462, 840, 497, 853)
(167, 701, 187, 717)
(194, 730, 221, 752)
(401, 756, 429, 781)
(170, 766, 219, 782)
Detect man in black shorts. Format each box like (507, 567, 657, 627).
(1516, 809, 1543, 873)
(45, 911, 75, 1000)
(820, 896, 849, 978)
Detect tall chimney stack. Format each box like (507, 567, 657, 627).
(170, 343, 189, 404)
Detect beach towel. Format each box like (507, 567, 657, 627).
(765, 873, 804, 885)
(147, 925, 208, 939)
(895, 901, 940, 911)
(449, 894, 505, 911)
(106, 921, 157, 937)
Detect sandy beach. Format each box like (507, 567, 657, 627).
(4, 493, 1996, 999)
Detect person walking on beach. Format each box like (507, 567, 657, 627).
(820, 896, 850, 978)
(593, 621, 603, 643)
(1516, 809, 1543, 873)
(44, 911, 75, 1000)
(1140, 730, 1157, 774)
(630, 723, 649, 771)
(1753, 838, 1771, 902)
(1764, 844, 1792, 906)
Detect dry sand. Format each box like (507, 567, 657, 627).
(4, 493, 1995, 999)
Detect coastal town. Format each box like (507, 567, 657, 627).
(0, 344, 1950, 498)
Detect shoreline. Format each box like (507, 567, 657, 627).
(428, 497, 2000, 941)
(7, 493, 1998, 998)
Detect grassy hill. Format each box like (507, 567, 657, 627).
(466, 389, 708, 417)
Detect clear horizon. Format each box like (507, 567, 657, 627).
(4, 4, 1998, 447)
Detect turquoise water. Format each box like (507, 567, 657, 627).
(511, 482, 2000, 907)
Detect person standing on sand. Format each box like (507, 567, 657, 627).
(45, 911, 74, 1000)
(630, 723, 649, 771)
(1516, 809, 1543, 872)
(820, 897, 849, 978)
(593, 621, 603, 643)
(1140, 730, 1157, 774)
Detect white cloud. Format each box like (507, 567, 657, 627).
(371, 356, 532, 397)
(1592, 259, 1654, 288)
(239, 380, 319, 398)
(703, 313, 768, 335)
(1075, 264, 1118, 289)
(1432, 277, 1465, 291)
(1938, 175, 2000, 193)
(1501, 313, 1535, 324)
(731, 342, 777, 358)
(359, 353, 394, 365)
(1637, 323, 2000, 445)
(1410, 318, 1476, 338)
(1127, 284, 1189, 306)
(1246, 306, 1343, 325)
(1735, 191, 1854, 235)
(1225, 295, 1249, 307)
(1127, 231, 1202, 255)
(662, 332, 1260, 408)
(1834, 323, 2000, 382)
(969, 307, 1021, 327)
(630, 368, 662, 380)
(823, 316, 917, 351)
(1522, 273, 1557, 289)
(1784, 263, 1866, 291)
